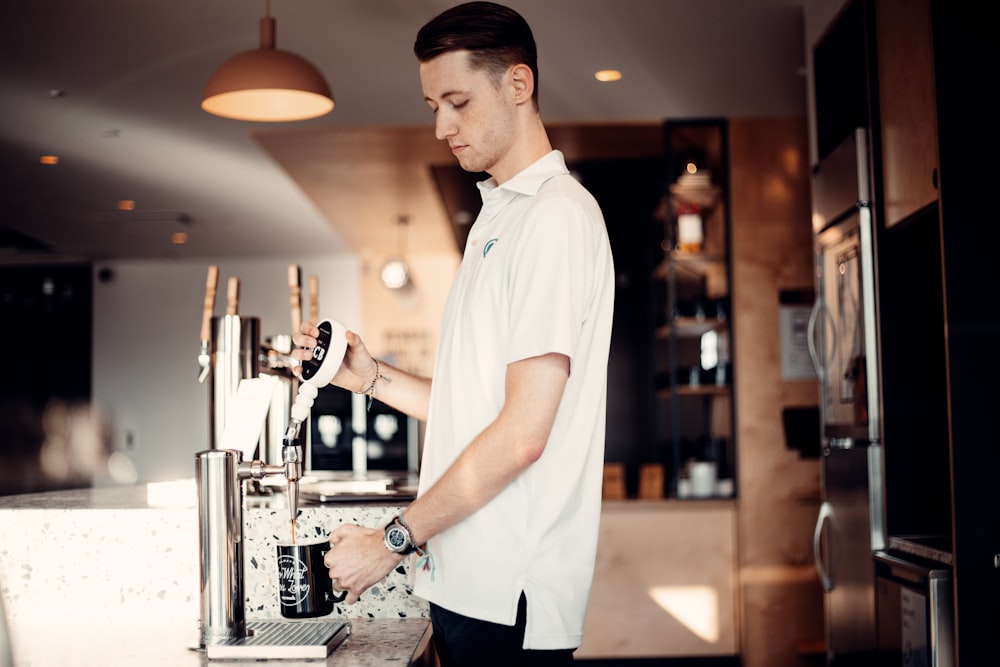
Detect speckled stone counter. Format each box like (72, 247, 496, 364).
(243, 495, 428, 619)
(7, 616, 431, 666)
(0, 483, 431, 665)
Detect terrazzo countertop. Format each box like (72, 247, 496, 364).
(0, 483, 431, 665)
(6, 616, 431, 666)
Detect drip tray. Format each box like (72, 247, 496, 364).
(206, 620, 351, 660)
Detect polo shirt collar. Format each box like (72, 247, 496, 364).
(477, 150, 570, 200)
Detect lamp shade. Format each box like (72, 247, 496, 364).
(202, 16, 334, 122)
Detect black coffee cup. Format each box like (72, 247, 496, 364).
(276, 538, 346, 619)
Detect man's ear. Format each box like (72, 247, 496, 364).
(509, 63, 535, 105)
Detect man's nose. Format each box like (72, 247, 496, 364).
(435, 114, 456, 141)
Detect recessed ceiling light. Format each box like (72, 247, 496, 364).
(594, 69, 622, 82)
(171, 232, 188, 245)
(118, 200, 136, 211)
(39, 155, 59, 165)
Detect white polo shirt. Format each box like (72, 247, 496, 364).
(413, 150, 615, 650)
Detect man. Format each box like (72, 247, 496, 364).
(292, 3, 614, 664)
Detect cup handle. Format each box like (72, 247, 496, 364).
(320, 544, 348, 603)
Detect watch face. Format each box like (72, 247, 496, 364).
(386, 525, 408, 552)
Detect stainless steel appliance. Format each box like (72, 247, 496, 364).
(810, 127, 886, 666)
(875, 535, 955, 667)
(874, 537, 953, 667)
(195, 448, 350, 659)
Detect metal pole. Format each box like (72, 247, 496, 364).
(196, 449, 246, 646)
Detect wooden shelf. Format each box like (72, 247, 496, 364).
(653, 251, 726, 279)
(657, 384, 731, 398)
(655, 317, 728, 339)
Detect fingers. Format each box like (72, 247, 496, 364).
(291, 321, 321, 364)
(291, 320, 319, 343)
(329, 576, 355, 604)
(330, 522, 364, 540)
(330, 583, 347, 603)
(292, 322, 355, 359)
(321, 524, 387, 606)
(324, 560, 360, 605)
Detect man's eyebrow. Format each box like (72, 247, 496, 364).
(424, 89, 465, 103)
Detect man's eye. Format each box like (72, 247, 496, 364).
(451, 100, 468, 110)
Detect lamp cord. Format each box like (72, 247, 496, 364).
(397, 215, 409, 257)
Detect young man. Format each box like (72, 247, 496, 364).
(292, 3, 614, 664)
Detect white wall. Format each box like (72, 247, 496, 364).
(92, 255, 360, 483)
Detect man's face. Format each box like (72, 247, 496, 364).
(420, 50, 515, 177)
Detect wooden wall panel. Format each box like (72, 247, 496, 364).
(728, 117, 825, 667)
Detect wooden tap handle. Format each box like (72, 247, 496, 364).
(309, 274, 319, 323)
(226, 277, 239, 316)
(288, 264, 302, 334)
(200, 265, 219, 341)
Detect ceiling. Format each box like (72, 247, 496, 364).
(0, 0, 808, 265)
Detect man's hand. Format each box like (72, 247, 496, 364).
(323, 523, 404, 605)
(290, 321, 376, 394)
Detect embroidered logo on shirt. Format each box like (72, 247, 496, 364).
(483, 238, 498, 257)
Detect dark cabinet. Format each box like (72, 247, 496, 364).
(874, 0, 939, 227)
(926, 1, 1000, 661)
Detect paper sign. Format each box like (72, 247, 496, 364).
(778, 289, 817, 381)
(218, 375, 279, 459)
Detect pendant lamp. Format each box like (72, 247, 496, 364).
(381, 216, 412, 290)
(202, 0, 333, 122)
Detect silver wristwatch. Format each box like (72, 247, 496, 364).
(383, 517, 415, 555)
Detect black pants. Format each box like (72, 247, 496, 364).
(429, 593, 575, 667)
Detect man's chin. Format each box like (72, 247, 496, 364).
(457, 158, 488, 176)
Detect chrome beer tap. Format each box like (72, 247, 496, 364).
(196, 319, 347, 648)
(196, 449, 288, 646)
(280, 385, 314, 532)
(284, 318, 349, 530)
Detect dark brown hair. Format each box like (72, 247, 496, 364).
(414, 1, 539, 106)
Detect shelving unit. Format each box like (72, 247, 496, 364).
(653, 119, 736, 498)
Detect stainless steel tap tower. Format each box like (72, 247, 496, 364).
(195, 317, 345, 648)
(195, 444, 302, 647)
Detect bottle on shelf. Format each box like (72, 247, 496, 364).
(676, 202, 704, 254)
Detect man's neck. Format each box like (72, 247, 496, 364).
(489, 114, 552, 185)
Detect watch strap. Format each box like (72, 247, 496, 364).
(395, 514, 418, 550)
(394, 514, 418, 554)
